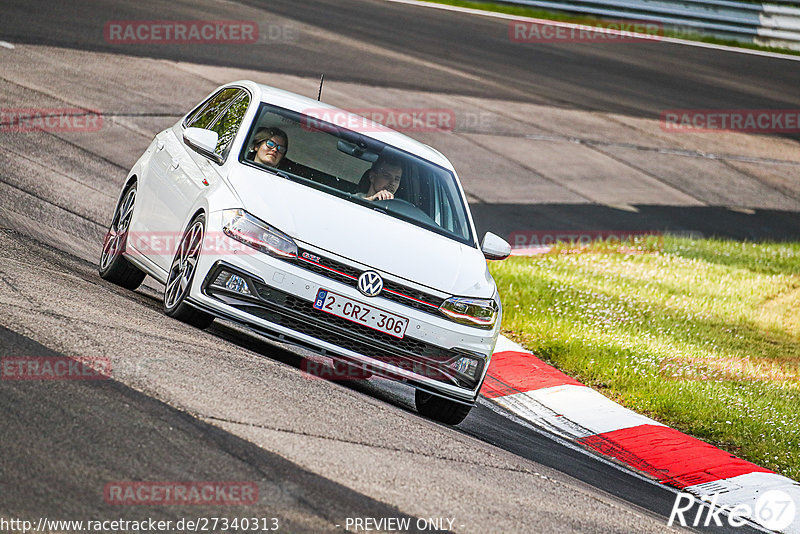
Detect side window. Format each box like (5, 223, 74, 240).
(208, 92, 250, 158)
(185, 88, 240, 130)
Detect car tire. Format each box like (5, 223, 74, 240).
(163, 214, 215, 329)
(99, 184, 146, 290)
(414, 389, 472, 426)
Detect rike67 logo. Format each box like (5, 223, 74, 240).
(668, 490, 796, 530)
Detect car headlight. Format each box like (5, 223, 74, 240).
(439, 297, 498, 328)
(222, 209, 297, 259)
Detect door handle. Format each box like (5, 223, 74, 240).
(156, 140, 164, 151)
(170, 158, 180, 170)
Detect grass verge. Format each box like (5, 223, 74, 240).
(489, 236, 800, 480)
(416, 0, 800, 56)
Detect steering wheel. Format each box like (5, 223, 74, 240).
(374, 197, 436, 225)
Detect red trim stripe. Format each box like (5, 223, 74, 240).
(299, 256, 357, 280)
(383, 287, 439, 308)
(299, 257, 439, 308)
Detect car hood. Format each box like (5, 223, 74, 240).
(228, 168, 494, 297)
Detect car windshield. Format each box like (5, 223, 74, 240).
(239, 103, 474, 245)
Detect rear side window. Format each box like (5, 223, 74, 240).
(184, 87, 251, 161)
(208, 93, 250, 158)
(184, 88, 241, 129)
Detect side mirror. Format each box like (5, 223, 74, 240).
(183, 127, 222, 164)
(481, 232, 511, 260)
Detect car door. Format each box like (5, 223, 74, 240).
(136, 87, 250, 271)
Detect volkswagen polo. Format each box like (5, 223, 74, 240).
(99, 80, 510, 425)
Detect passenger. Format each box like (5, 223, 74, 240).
(249, 127, 288, 167)
(358, 155, 403, 201)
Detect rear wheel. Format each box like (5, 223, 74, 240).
(415, 389, 472, 426)
(99, 184, 146, 290)
(163, 214, 214, 329)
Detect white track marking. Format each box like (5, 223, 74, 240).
(496, 384, 665, 436)
(493, 334, 529, 354)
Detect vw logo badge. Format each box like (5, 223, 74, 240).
(357, 271, 383, 297)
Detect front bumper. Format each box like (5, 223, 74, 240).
(187, 255, 496, 404)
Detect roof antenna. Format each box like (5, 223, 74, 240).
(317, 74, 324, 101)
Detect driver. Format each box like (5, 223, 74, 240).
(359, 155, 402, 201)
(249, 127, 288, 167)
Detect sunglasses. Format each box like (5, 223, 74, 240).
(260, 139, 286, 154)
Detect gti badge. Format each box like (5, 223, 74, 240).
(301, 251, 321, 263)
(357, 271, 383, 297)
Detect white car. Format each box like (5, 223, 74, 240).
(99, 80, 510, 425)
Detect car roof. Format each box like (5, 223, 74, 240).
(230, 80, 455, 171)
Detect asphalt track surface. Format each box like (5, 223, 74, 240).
(0, 0, 796, 532)
(0, 236, 757, 533)
(5, 0, 800, 240)
(4, 0, 800, 116)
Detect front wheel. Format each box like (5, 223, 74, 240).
(415, 389, 472, 426)
(99, 184, 146, 290)
(163, 214, 214, 329)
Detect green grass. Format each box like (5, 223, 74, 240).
(489, 236, 800, 480)
(420, 0, 800, 56)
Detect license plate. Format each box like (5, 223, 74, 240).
(313, 289, 408, 339)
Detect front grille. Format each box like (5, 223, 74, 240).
(296, 248, 445, 315)
(202, 264, 480, 388)
(253, 281, 453, 359)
